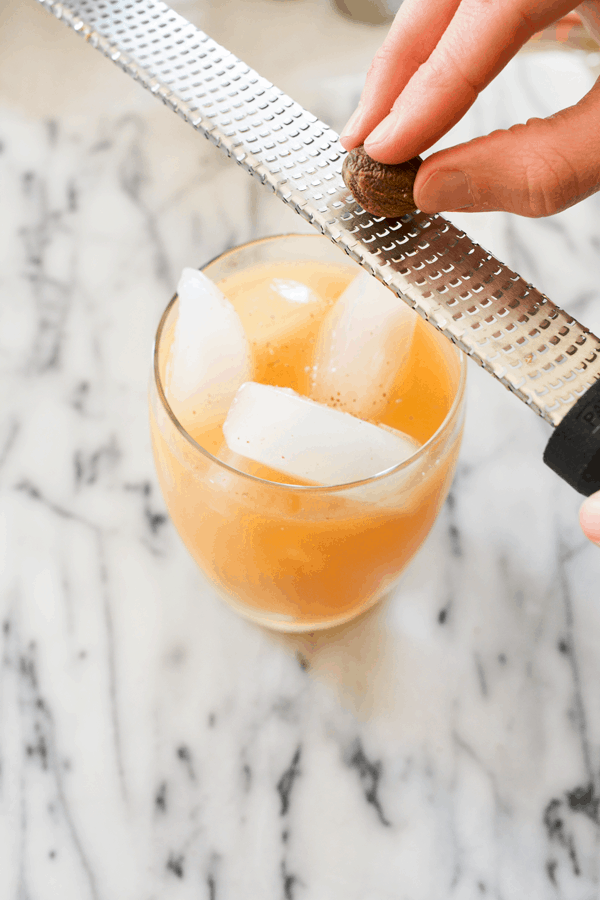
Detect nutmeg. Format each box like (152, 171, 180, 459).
(342, 145, 422, 218)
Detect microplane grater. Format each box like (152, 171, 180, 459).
(36, 0, 600, 494)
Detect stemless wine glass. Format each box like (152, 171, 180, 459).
(149, 234, 466, 632)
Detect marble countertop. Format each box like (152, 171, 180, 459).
(3, 2, 600, 897)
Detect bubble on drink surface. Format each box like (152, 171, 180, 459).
(223, 382, 420, 485)
(166, 268, 252, 429)
(311, 271, 417, 419)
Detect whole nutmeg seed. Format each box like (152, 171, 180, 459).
(342, 145, 422, 218)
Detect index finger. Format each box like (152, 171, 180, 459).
(340, 0, 460, 150)
(363, 0, 578, 164)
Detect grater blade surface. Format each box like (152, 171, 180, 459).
(36, 0, 600, 428)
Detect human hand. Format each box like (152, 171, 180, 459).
(580, 492, 600, 543)
(340, 0, 600, 217)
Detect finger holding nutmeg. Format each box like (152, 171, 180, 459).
(341, 145, 422, 218)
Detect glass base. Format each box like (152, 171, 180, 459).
(211, 581, 391, 633)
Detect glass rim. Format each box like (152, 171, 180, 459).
(152, 233, 468, 493)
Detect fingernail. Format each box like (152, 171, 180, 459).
(340, 103, 364, 143)
(418, 169, 474, 212)
(364, 112, 397, 150)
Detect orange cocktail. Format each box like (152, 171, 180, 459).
(149, 234, 466, 631)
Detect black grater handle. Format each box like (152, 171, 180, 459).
(544, 379, 600, 495)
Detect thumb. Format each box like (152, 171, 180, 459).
(579, 491, 600, 545)
(414, 79, 600, 217)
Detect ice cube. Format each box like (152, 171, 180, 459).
(166, 267, 252, 429)
(271, 279, 315, 305)
(311, 271, 417, 419)
(223, 382, 420, 485)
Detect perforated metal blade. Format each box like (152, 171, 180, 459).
(36, 0, 600, 437)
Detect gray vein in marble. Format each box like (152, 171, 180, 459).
(70, 381, 92, 416)
(556, 541, 597, 790)
(344, 738, 391, 828)
(277, 745, 301, 817)
(115, 116, 174, 288)
(431, 483, 466, 629)
(154, 780, 167, 814)
(74, 435, 120, 489)
(20, 169, 76, 374)
(124, 481, 168, 554)
(166, 852, 185, 879)
(13, 637, 101, 900)
(451, 730, 508, 899)
(0, 417, 20, 477)
(474, 652, 488, 698)
(176, 743, 196, 780)
(281, 858, 303, 900)
(96, 530, 128, 805)
(15, 479, 95, 530)
(11, 479, 133, 815)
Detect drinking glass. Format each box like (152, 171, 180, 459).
(149, 234, 466, 631)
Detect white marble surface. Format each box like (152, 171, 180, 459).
(2, 2, 600, 898)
